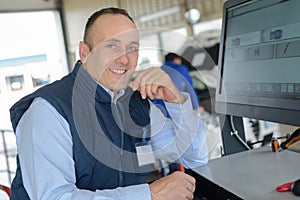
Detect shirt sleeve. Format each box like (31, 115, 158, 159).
(16, 97, 151, 200)
(150, 93, 208, 168)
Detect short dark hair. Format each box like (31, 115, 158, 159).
(83, 7, 134, 49)
(165, 53, 181, 62)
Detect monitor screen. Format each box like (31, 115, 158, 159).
(215, 0, 300, 126)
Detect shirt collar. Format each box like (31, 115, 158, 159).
(98, 82, 126, 103)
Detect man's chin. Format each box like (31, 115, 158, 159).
(111, 79, 129, 91)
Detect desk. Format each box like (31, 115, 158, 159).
(191, 147, 300, 200)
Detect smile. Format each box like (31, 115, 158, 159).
(109, 68, 127, 74)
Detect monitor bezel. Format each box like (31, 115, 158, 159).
(215, 0, 300, 126)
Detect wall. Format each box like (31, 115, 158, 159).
(61, 0, 119, 60)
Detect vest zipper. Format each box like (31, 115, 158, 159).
(112, 102, 124, 187)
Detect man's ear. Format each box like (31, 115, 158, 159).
(79, 41, 90, 62)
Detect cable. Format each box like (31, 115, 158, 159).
(229, 115, 251, 150)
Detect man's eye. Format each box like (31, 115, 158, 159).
(106, 44, 116, 49)
(127, 46, 139, 52)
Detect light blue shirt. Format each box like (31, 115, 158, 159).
(15, 90, 208, 200)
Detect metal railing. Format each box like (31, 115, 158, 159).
(0, 129, 15, 185)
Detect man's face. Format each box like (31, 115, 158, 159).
(80, 14, 139, 92)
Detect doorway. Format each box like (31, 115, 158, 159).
(0, 10, 68, 194)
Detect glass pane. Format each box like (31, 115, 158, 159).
(0, 11, 68, 188)
(138, 34, 162, 71)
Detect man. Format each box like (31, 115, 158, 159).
(10, 7, 207, 200)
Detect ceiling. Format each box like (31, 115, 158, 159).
(0, 0, 226, 28)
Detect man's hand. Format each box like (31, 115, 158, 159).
(129, 67, 184, 104)
(149, 171, 196, 200)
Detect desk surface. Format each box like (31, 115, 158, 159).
(193, 147, 300, 200)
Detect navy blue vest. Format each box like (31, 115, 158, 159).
(10, 61, 151, 199)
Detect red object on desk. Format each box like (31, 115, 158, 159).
(276, 182, 293, 192)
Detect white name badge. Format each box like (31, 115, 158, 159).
(136, 144, 156, 167)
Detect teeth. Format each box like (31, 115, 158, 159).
(110, 69, 126, 74)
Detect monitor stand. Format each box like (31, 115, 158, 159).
(219, 114, 248, 155)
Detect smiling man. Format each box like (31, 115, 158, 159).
(9, 7, 208, 200)
(80, 13, 140, 93)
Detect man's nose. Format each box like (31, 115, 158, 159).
(116, 52, 129, 65)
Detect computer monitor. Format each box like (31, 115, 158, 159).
(215, 0, 300, 127)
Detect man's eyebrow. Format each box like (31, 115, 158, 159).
(104, 38, 139, 46)
(104, 38, 121, 43)
(130, 41, 139, 46)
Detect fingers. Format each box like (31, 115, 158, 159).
(178, 172, 196, 199)
(144, 83, 162, 100)
(129, 68, 163, 99)
(149, 171, 196, 200)
(186, 182, 195, 193)
(184, 172, 196, 187)
(129, 67, 181, 102)
(146, 83, 154, 99)
(186, 191, 194, 200)
(183, 173, 196, 195)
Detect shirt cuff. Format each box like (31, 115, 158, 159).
(124, 184, 151, 200)
(164, 93, 198, 128)
(164, 92, 192, 111)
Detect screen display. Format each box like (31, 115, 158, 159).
(216, 0, 300, 125)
